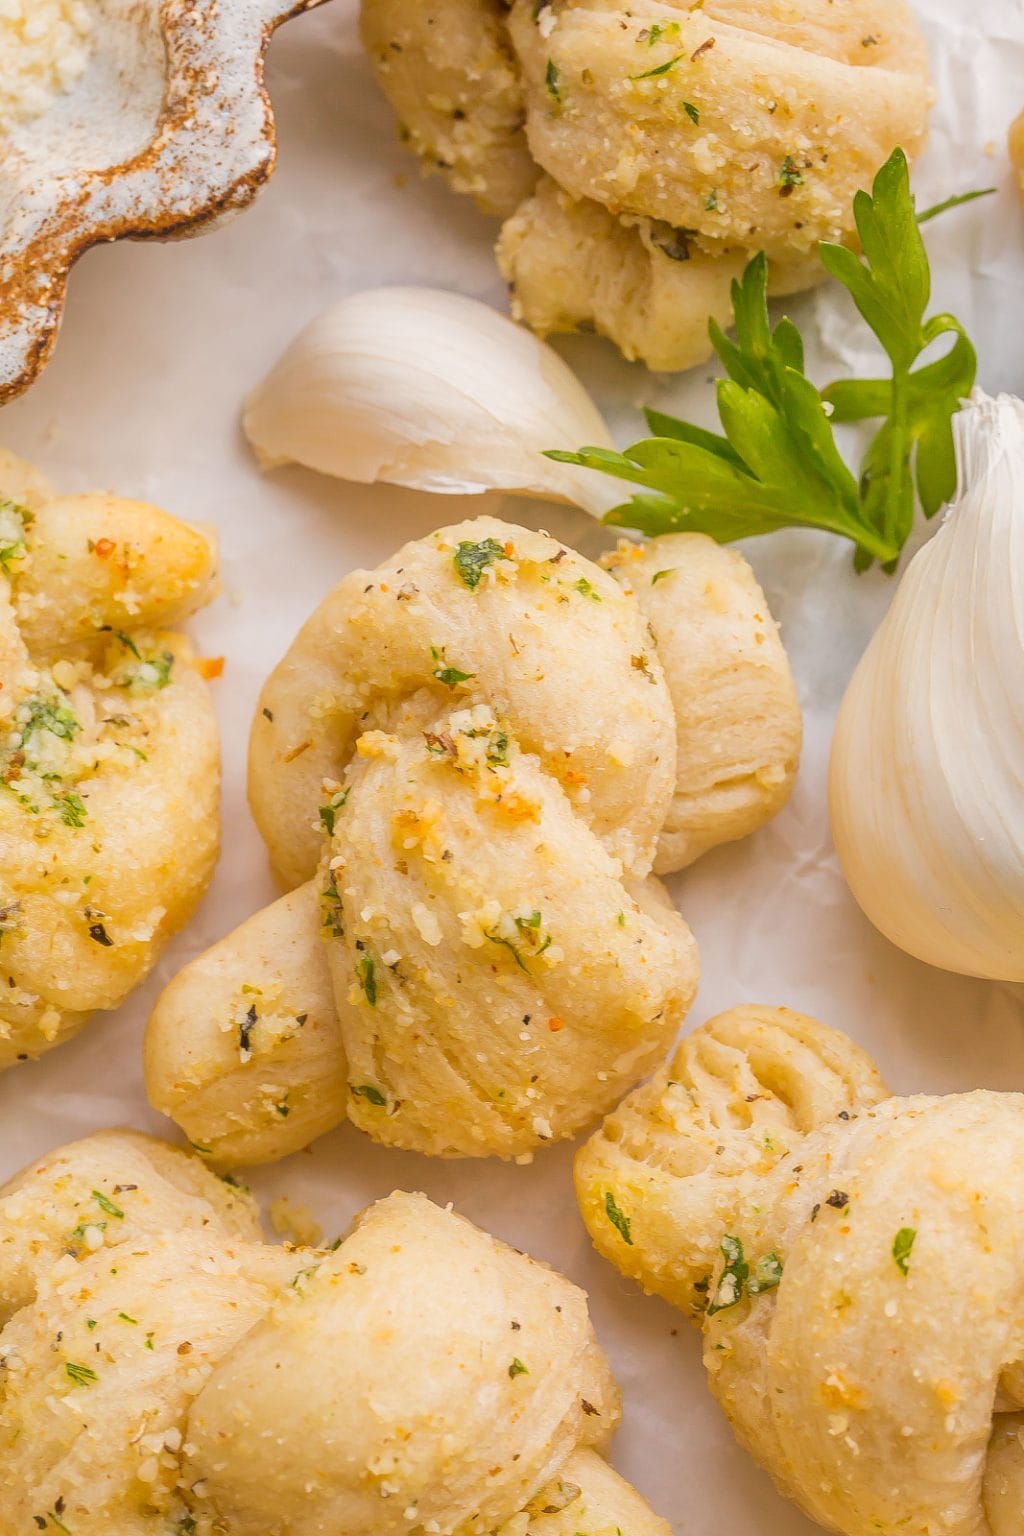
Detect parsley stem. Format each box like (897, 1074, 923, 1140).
(884, 364, 911, 554)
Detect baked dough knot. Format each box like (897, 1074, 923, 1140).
(146, 517, 800, 1165)
(0, 1130, 671, 1536)
(0, 448, 219, 1068)
(576, 1004, 1024, 1536)
(361, 0, 933, 370)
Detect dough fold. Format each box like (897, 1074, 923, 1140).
(363, 0, 932, 369)
(0, 1131, 671, 1536)
(0, 448, 220, 1067)
(577, 1006, 1024, 1534)
(147, 517, 800, 1166)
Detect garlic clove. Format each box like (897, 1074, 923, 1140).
(242, 286, 623, 515)
(829, 390, 1024, 983)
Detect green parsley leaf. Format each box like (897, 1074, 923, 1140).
(683, 101, 700, 125)
(434, 665, 474, 687)
(56, 792, 87, 828)
(22, 695, 80, 742)
(114, 630, 141, 659)
(485, 729, 510, 767)
(321, 869, 344, 937)
(351, 1082, 387, 1106)
(747, 1252, 784, 1295)
(319, 788, 350, 836)
(356, 950, 377, 1006)
(893, 1226, 917, 1276)
(508, 1357, 529, 1378)
(549, 148, 978, 571)
(131, 652, 174, 691)
(0, 498, 31, 572)
(546, 58, 561, 101)
(631, 52, 685, 79)
(706, 1234, 749, 1316)
(64, 1361, 98, 1387)
(604, 1190, 633, 1245)
(573, 577, 601, 600)
(93, 1190, 125, 1220)
(779, 154, 804, 191)
(454, 538, 506, 590)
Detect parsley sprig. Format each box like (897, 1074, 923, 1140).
(549, 150, 988, 570)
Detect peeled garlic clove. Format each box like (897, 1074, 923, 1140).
(242, 286, 622, 515)
(829, 390, 1024, 982)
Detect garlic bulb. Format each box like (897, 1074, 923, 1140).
(242, 286, 621, 515)
(829, 391, 1024, 982)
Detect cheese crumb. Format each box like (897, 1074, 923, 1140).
(0, 1, 93, 125)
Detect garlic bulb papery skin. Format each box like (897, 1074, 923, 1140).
(242, 286, 623, 516)
(829, 391, 1024, 983)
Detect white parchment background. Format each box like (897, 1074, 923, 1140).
(2, 2, 1024, 1531)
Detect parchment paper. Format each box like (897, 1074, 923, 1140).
(1, 3, 1023, 1531)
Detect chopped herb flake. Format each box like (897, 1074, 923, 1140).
(747, 1252, 783, 1295)
(631, 52, 685, 79)
(434, 665, 474, 687)
(64, 1361, 98, 1387)
(707, 1234, 749, 1316)
(546, 58, 561, 101)
(56, 793, 87, 828)
(93, 1190, 125, 1220)
(22, 695, 79, 742)
(893, 1226, 916, 1276)
(351, 1082, 387, 1106)
(357, 951, 377, 1005)
(319, 788, 350, 835)
(122, 652, 174, 692)
(779, 154, 804, 192)
(454, 538, 506, 590)
(604, 1190, 633, 1245)
(321, 870, 344, 938)
(508, 1357, 529, 1378)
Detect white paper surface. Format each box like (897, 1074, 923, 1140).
(2, 4, 1024, 1531)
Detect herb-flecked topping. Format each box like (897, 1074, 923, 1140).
(707, 1234, 749, 1315)
(351, 1082, 387, 1106)
(92, 1190, 124, 1220)
(356, 950, 377, 1005)
(319, 788, 350, 836)
(604, 1190, 633, 1245)
(64, 1362, 98, 1387)
(893, 1226, 916, 1275)
(546, 58, 561, 101)
(454, 538, 506, 590)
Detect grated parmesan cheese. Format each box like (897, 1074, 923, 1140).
(0, 0, 93, 125)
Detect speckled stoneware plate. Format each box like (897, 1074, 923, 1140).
(0, 0, 330, 406)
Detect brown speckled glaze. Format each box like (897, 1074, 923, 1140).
(0, 0, 331, 405)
